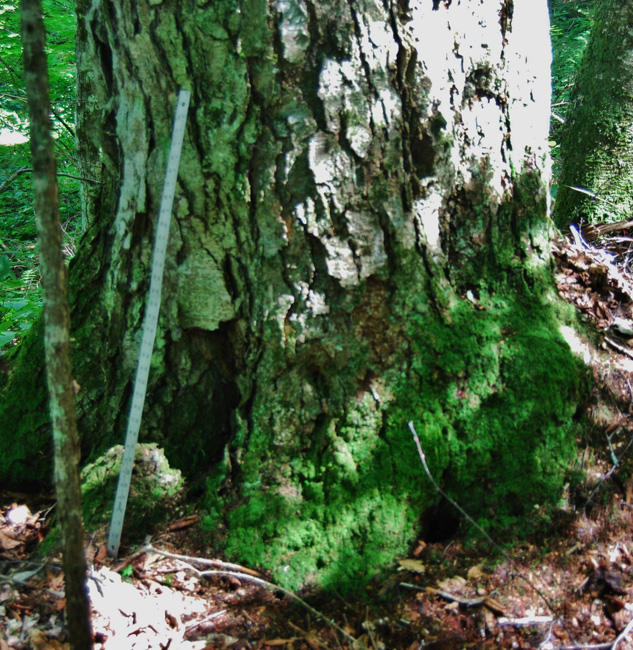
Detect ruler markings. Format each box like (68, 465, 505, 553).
(107, 89, 191, 558)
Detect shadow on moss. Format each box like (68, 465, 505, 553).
(209, 283, 590, 594)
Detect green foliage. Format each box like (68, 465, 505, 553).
(0, 246, 41, 346)
(0, 0, 81, 351)
(549, 0, 595, 180)
(121, 565, 134, 582)
(550, 0, 595, 117)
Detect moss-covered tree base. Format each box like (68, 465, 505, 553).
(203, 266, 589, 593)
(0, 0, 587, 595)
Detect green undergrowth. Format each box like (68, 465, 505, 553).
(549, 0, 595, 182)
(0, 0, 81, 351)
(0, 318, 50, 486)
(206, 274, 590, 594)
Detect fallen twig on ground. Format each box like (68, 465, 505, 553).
(408, 422, 561, 617)
(497, 615, 554, 627)
(137, 543, 369, 650)
(560, 614, 633, 650)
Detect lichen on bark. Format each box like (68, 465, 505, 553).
(0, 0, 590, 592)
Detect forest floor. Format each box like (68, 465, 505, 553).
(4, 227, 633, 650)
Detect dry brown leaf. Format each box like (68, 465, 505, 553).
(398, 559, 426, 574)
(412, 540, 426, 557)
(483, 597, 507, 616)
(28, 630, 70, 650)
(94, 544, 108, 563)
(467, 565, 484, 580)
(168, 514, 201, 531)
(0, 529, 21, 550)
(437, 576, 466, 593)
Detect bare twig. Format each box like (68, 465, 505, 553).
(407, 422, 562, 621)
(565, 185, 619, 209)
(139, 544, 262, 576)
(497, 615, 554, 627)
(560, 613, 633, 650)
(0, 166, 98, 193)
(0, 165, 30, 193)
(603, 335, 633, 359)
(50, 104, 75, 139)
(141, 544, 368, 650)
(558, 641, 614, 650)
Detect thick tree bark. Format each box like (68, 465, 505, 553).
(554, 0, 633, 228)
(20, 0, 92, 646)
(2, 0, 587, 589)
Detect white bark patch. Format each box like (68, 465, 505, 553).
(505, 0, 552, 175)
(414, 192, 443, 249)
(317, 38, 400, 156)
(346, 210, 388, 278)
(319, 57, 371, 138)
(285, 281, 330, 344)
(277, 0, 309, 64)
(407, 0, 551, 208)
(308, 132, 356, 217)
(323, 237, 358, 287)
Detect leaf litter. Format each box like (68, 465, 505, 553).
(5, 228, 633, 649)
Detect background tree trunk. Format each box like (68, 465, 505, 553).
(554, 0, 633, 228)
(2, 0, 588, 590)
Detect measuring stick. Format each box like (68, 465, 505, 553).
(107, 89, 191, 558)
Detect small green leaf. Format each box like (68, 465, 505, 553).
(2, 300, 29, 310)
(0, 256, 14, 280)
(0, 331, 17, 346)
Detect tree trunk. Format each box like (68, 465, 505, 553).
(21, 0, 92, 645)
(2, 0, 587, 590)
(554, 0, 633, 228)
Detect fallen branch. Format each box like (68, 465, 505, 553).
(0, 165, 98, 193)
(603, 335, 633, 360)
(139, 544, 368, 650)
(401, 583, 486, 607)
(497, 616, 554, 627)
(139, 543, 262, 577)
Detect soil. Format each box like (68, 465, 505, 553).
(4, 229, 633, 650)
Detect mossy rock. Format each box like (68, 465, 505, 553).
(81, 443, 184, 539)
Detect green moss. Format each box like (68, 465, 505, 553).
(215, 248, 588, 593)
(554, 0, 633, 227)
(80, 443, 184, 536)
(405, 292, 585, 520)
(0, 318, 51, 487)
